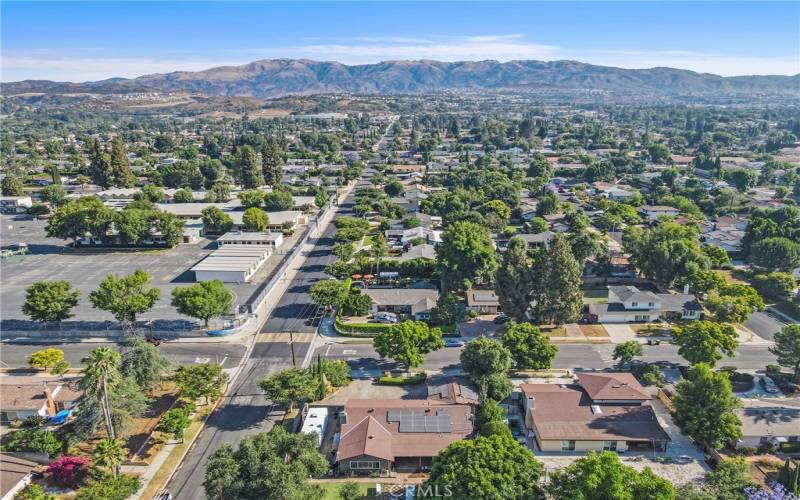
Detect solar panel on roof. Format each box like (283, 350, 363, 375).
(387, 409, 452, 433)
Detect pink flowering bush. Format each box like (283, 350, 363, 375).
(46, 455, 90, 487)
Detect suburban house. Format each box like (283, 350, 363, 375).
(335, 398, 473, 475)
(515, 231, 555, 250)
(640, 205, 680, 222)
(591, 182, 639, 202)
(735, 400, 800, 450)
(520, 372, 670, 453)
(388, 244, 436, 262)
(385, 227, 442, 245)
(427, 382, 480, 405)
(0, 377, 82, 423)
(0, 454, 41, 500)
(587, 285, 702, 323)
(362, 289, 439, 320)
(465, 289, 502, 314)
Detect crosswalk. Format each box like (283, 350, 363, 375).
(254, 332, 316, 343)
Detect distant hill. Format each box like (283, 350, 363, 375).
(4, 59, 799, 98)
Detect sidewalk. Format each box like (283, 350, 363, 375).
(734, 324, 774, 346)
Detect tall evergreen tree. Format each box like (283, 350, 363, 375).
(236, 145, 263, 188)
(494, 237, 533, 321)
(110, 137, 135, 188)
(529, 234, 583, 325)
(86, 138, 113, 188)
(261, 137, 284, 187)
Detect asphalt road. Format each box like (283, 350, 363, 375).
(167, 193, 355, 500)
(318, 341, 778, 373)
(745, 310, 789, 341)
(0, 341, 246, 370)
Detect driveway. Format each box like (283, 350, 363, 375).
(602, 324, 638, 343)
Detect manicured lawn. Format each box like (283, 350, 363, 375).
(541, 326, 566, 337)
(319, 481, 372, 500)
(582, 289, 608, 304)
(579, 324, 609, 337)
(630, 323, 674, 337)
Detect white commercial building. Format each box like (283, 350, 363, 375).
(216, 231, 284, 249)
(191, 246, 271, 283)
(301, 407, 329, 448)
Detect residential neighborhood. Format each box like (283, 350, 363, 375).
(1, 2, 800, 499)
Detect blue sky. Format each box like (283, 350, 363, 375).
(2, 2, 798, 81)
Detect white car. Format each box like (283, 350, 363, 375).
(373, 312, 399, 324)
(761, 376, 781, 394)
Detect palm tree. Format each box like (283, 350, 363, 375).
(93, 438, 127, 477)
(80, 347, 121, 439)
(371, 232, 388, 277)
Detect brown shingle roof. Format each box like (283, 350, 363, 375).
(0, 453, 40, 498)
(576, 372, 651, 401)
(520, 384, 669, 443)
(336, 399, 473, 463)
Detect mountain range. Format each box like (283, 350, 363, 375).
(4, 59, 799, 99)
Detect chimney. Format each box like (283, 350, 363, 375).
(340, 410, 347, 424)
(43, 386, 57, 418)
(527, 396, 535, 410)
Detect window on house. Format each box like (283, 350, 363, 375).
(648, 302, 655, 307)
(603, 441, 618, 451)
(631, 302, 638, 307)
(561, 440, 576, 452)
(351, 461, 380, 470)
(788, 436, 798, 442)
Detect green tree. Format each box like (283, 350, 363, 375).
(309, 279, 350, 312)
(672, 363, 742, 449)
(172, 188, 194, 203)
(238, 189, 265, 209)
(29, 430, 63, 457)
(156, 404, 193, 442)
(672, 320, 738, 367)
(479, 199, 512, 232)
(80, 347, 122, 439)
(28, 348, 65, 371)
(426, 434, 544, 500)
(341, 289, 372, 316)
(242, 207, 269, 232)
(460, 337, 513, 401)
(648, 143, 671, 163)
(437, 220, 497, 292)
(548, 450, 674, 500)
(22, 280, 80, 323)
(383, 180, 404, 197)
(373, 320, 444, 371)
(174, 363, 228, 405)
(258, 368, 316, 410)
(109, 137, 135, 188)
(474, 399, 510, 438)
(86, 138, 112, 188)
(171, 280, 233, 326)
(260, 138, 284, 187)
(201, 206, 233, 234)
(93, 438, 127, 476)
(494, 237, 533, 321)
(331, 242, 355, 261)
(236, 145, 263, 188)
(140, 184, 165, 203)
(705, 284, 764, 324)
(750, 237, 800, 272)
(528, 234, 583, 325)
(263, 189, 294, 211)
(725, 168, 758, 193)
(203, 427, 326, 500)
(40, 184, 67, 206)
(536, 190, 560, 216)
(429, 292, 464, 326)
(502, 322, 558, 369)
(75, 472, 140, 500)
(120, 337, 172, 392)
(612, 341, 644, 367)
(338, 482, 362, 500)
(623, 222, 710, 288)
(46, 197, 116, 244)
(1, 174, 24, 196)
(752, 272, 797, 301)
(205, 181, 230, 203)
(702, 245, 732, 268)
(770, 324, 800, 379)
(89, 269, 160, 323)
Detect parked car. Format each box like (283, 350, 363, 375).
(493, 313, 509, 324)
(372, 312, 399, 324)
(146, 336, 164, 346)
(444, 339, 465, 348)
(761, 376, 781, 394)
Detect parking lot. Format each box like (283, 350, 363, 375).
(0, 215, 260, 326)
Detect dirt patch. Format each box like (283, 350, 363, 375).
(125, 383, 180, 463)
(631, 323, 674, 337)
(579, 324, 609, 337)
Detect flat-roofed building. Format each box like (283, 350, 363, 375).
(191, 246, 271, 283)
(217, 231, 284, 249)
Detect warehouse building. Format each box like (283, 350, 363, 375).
(191, 246, 271, 283)
(217, 231, 284, 249)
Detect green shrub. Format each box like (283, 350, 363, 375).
(377, 372, 427, 385)
(23, 415, 46, 428)
(334, 317, 393, 335)
(780, 441, 800, 454)
(767, 365, 782, 376)
(51, 360, 71, 375)
(76, 473, 141, 500)
(737, 446, 757, 456)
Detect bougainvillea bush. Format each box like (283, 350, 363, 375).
(46, 455, 90, 487)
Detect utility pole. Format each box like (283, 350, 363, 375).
(290, 331, 297, 368)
